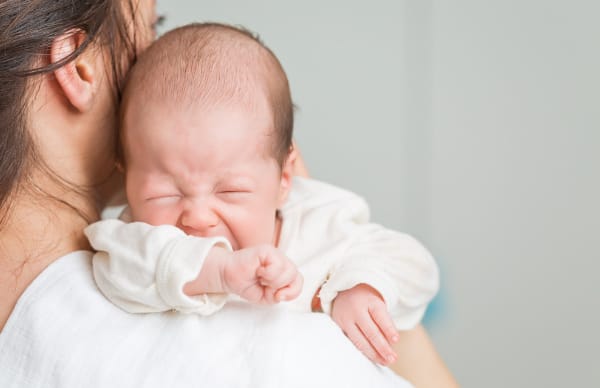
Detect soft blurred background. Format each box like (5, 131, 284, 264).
(157, 1, 599, 386)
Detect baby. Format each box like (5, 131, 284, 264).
(85, 23, 439, 366)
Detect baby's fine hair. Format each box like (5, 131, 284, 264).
(120, 22, 294, 167)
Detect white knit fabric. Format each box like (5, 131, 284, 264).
(0, 251, 412, 388)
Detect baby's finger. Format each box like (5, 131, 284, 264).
(274, 272, 303, 301)
(345, 324, 387, 364)
(275, 264, 300, 289)
(261, 286, 278, 304)
(357, 315, 397, 365)
(256, 262, 279, 284)
(369, 303, 400, 344)
(259, 262, 297, 289)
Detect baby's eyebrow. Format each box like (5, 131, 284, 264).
(217, 174, 255, 186)
(221, 178, 253, 186)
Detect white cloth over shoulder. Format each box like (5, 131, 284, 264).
(0, 251, 412, 388)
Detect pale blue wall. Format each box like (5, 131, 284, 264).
(428, 1, 600, 386)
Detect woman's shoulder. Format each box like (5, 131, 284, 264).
(1, 250, 101, 326)
(1, 250, 98, 331)
(0, 250, 114, 339)
(0, 250, 124, 386)
(0, 252, 410, 388)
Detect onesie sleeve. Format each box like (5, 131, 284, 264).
(84, 219, 232, 315)
(317, 195, 440, 330)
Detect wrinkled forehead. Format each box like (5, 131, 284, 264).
(121, 90, 277, 162)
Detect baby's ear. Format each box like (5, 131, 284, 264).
(277, 146, 298, 207)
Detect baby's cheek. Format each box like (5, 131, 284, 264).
(237, 218, 276, 248)
(132, 205, 175, 226)
(150, 209, 180, 226)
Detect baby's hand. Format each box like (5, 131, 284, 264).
(331, 284, 399, 365)
(222, 245, 303, 304)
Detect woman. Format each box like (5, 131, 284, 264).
(0, 1, 457, 386)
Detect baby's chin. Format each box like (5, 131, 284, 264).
(234, 236, 278, 252)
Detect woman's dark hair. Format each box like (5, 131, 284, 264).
(0, 0, 143, 227)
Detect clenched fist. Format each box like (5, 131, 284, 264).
(184, 245, 303, 305)
(222, 244, 303, 304)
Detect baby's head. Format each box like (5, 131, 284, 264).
(120, 23, 295, 249)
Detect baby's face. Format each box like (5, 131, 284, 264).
(123, 98, 291, 249)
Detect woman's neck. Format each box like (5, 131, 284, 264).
(0, 195, 95, 330)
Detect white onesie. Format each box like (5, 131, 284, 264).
(85, 177, 439, 329)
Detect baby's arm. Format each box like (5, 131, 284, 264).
(85, 219, 302, 314)
(316, 195, 439, 365)
(85, 219, 230, 314)
(183, 244, 303, 305)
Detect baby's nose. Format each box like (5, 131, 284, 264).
(179, 200, 219, 233)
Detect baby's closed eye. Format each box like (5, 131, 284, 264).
(145, 194, 182, 203)
(218, 188, 251, 194)
(215, 185, 253, 203)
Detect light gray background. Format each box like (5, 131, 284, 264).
(157, 1, 600, 386)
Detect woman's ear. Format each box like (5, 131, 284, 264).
(50, 30, 95, 112)
(277, 146, 298, 207)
